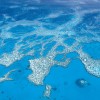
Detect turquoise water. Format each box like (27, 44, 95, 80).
(0, 0, 100, 100)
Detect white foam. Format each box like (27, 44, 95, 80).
(28, 57, 54, 85)
(0, 51, 23, 67)
(45, 11, 63, 19)
(0, 69, 17, 82)
(44, 85, 52, 98)
(78, 49, 100, 77)
(0, 8, 99, 83)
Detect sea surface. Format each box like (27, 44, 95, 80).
(0, 0, 100, 100)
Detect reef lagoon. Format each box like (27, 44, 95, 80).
(0, 0, 100, 100)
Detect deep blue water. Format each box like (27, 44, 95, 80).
(0, 0, 100, 100)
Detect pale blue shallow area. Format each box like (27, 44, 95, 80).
(0, 57, 100, 100)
